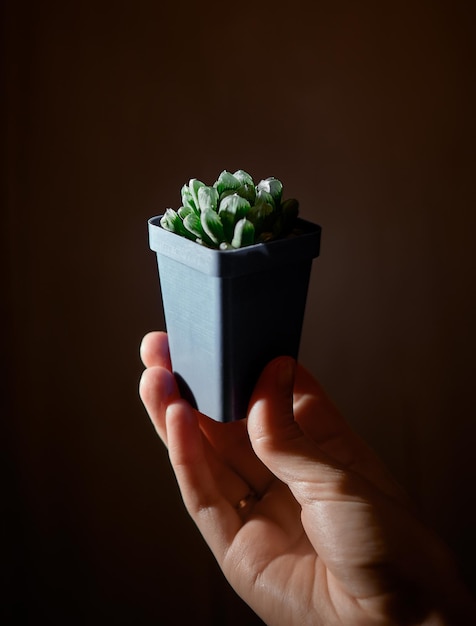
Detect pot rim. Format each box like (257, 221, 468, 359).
(148, 215, 321, 278)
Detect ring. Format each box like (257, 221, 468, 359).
(236, 491, 258, 511)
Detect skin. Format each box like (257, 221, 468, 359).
(139, 331, 476, 626)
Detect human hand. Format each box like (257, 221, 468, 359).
(139, 331, 475, 625)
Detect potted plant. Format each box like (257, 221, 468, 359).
(148, 169, 321, 422)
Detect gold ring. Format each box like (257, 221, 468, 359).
(236, 491, 258, 511)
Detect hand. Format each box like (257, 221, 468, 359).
(139, 331, 475, 626)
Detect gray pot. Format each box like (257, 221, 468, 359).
(148, 216, 321, 422)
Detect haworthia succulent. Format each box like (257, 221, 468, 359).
(181, 185, 198, 214)
(198, 186, 219, 212)
(188, 179, 205, 213)
(201, 209, 225, 245)
(233, 170, 254, 187)
(160, 170, 299, 249)
(213, 170, 241, 195)
(231, 218, 255, 248)
(256, 177, 283, 205)
(218, 193, 251, 242)
(160, 209, 191, 238)
(183, 212, 204, 239)
(178, 206, 194, 220)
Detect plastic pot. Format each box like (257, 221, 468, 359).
(148, 215, 321, 422)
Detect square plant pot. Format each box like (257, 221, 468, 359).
(148, 215, 321, 422)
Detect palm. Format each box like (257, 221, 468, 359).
(194, 388, 402, 626)
(220, 480, 321, 626)
(140, 332, 464, 626)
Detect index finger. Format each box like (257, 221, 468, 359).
(140, 331, 172, 370)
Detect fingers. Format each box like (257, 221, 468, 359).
(292, 364, 352, 451)
(198, 417, 275, 499)
(247, 357, 405, 504)
(247, 357, 342, 497)
(139, 332, 261, 534)
(292, 368, 407, 502)
(140, 331, 172, 370)
(140, 363, 261, 508)
(139, 365, 180, 444)
(139, 330, 270, 497)
(140, 332, 274, 496)
(166, 400, 242, 559)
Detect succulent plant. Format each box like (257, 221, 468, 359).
(160, 169, 299, 249)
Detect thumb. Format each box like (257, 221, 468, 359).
(247, 357, 341, 500)
(247, 357, 383, 596)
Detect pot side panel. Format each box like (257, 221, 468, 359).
(156, 254, 225, 418)
(220, 260, 312, 421)
(156, 254, 312, 422)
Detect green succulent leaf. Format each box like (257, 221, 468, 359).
(281, 197, 299, 228)
(219, 189, 237, 202)
(181, 185, 198, 213)
(213, 170, 241, 195)
(235, 183, 256, 204)
(219, 193, 251, 218)
(231, 218, 255, 248)
(247, 201, 274, 232)
(256, 177, 283, 205)
(160, 208, 186, 235)
(255, 188, 276, 209)
(272, 215, 284, 238)
(178, 206, 193, 219)
(189, 179, 206, 213)
(197, 185, 219, 212)
(201, 209, 225, 245)
(183, 212, 204, 239)
(161, 170, 299, 249)
(218, 193, 251, 242)
(233, 170, 254, 186)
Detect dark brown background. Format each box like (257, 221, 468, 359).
(3, 1, 475, 624)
